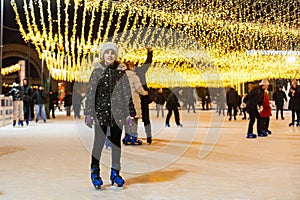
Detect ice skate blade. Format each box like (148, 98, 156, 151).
(94, 185, 101, 190)
(109, 185, 124, 190)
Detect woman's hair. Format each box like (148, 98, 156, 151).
(125, 61, 135, 70)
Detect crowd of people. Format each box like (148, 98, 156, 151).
(1, 79, 86, 127)
(2, 41, 300, 190)
(81, 42, 300, 190)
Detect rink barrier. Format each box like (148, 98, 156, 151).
(0, 96, 13, 127)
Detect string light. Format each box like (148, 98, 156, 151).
(1, 63, 21, 76)
(10, 0, 300, 87)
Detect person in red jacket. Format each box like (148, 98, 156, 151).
(259, 79, 272, 137)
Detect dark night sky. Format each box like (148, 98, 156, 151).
(2, 0, 27, 67)
(2, 0, 40, 79)
(3, 0, 25, 45)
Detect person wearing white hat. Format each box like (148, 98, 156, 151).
(4, 82, 24, 126)
(84, 42, 135, 189)
(259, 79, 272, 136)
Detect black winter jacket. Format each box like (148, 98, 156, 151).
(288, 86, 297, 110)
(84, 61, 135, 127)
(226, 88, 239, 106)
(272, 90, 287, 106)
(32, 90, 46, 104)
(21, 84, 32, 102)
(245, 86, 264, 110)
(5, 86, 23, 101)
(166, 91, 180, 110)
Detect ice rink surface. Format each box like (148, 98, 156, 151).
(1, 108, 299, 200)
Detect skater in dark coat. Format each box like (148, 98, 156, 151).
(226, 87, 239, 120)
(84, 42, 135, 189)
(63, 92, 72, 117)
(165, 88, 183, 127)
(295, 85, 300, 127)
(245, 79, 266, 138)
(21, 78, 32, 125)
(288, 80, 299, 127)
(272, 86, 287, 120)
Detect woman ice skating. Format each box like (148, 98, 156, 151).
(123, 61, 148, 145)
(259, 79, 272, 136)
(84, 42, 135, 189)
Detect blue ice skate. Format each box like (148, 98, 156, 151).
(105, 138, 112, 149)
(122, 133, 132, 146)
(258, 131, 268, 137)
(110, 168, 125, 187)
(90, 168, 103, 190)
(131, 135, 142, 145)
(246, 133, 257, 139)
(18, 120, 23, 127)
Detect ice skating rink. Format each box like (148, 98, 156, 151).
(0, 108, 299, 200)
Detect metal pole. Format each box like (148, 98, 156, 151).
(41, 55, 44, 85)
(0, 0, 4, 94)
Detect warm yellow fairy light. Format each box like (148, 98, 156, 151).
(1, 63, 21, 76)
(10, 0, 300, 87)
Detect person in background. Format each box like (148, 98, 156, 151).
(84, 42, 135, 189)
(245, 80, 265, 139)
(217, 91, 226, 116)
(72, 90, 83, 119)
(154, 88, 166, 117)
(63, 91, 72, 117)
(49, 90, 58, 119)
(45, 90, 50, 119)
(201, 94, 209, 110)
(272, 86, 287, 120)
(21, 78, 32, 125)
(288, 80, 298, 127)
(226, 87, 239, 121)
(4, 82, 24, 127)
(135, 46, 153, 144)
(165, 88, 183, 127)
(186, 87, 196, 113)
(295, 84, 300, 127)
(241, 94, 248, 120)
(237, 94, 242, 115)
(122, 61, 148, 145)
(259, 80, 272, 136)
(31, 84, 47, 123)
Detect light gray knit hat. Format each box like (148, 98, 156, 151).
(101, 42, 118, 60)
(259, 78, 269, 86)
